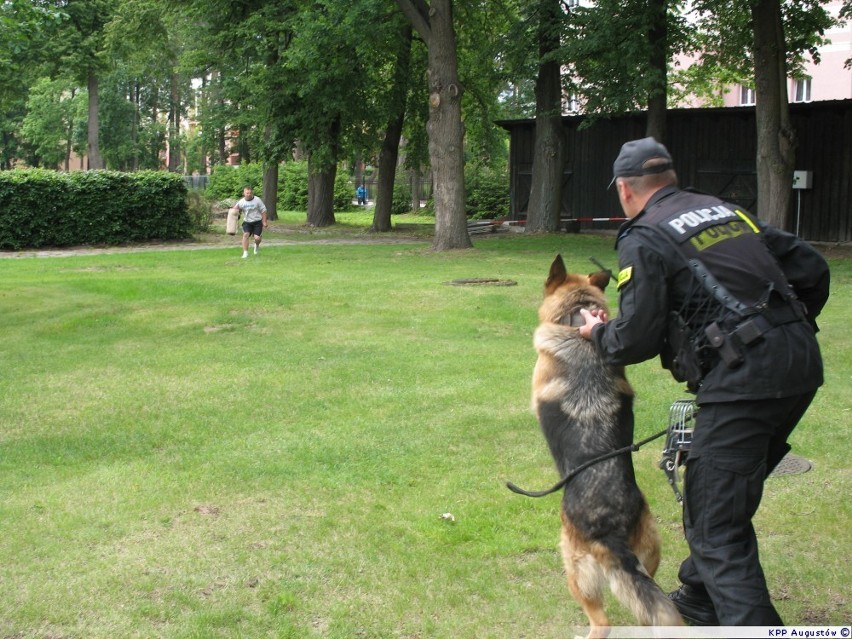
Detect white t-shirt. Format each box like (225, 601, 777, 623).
(237, 196, 267, 223)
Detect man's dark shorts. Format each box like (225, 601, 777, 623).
(242, 220, 264, 236)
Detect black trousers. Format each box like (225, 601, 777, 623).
(677, 391, 817, 625)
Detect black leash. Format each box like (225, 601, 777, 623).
(506, 428, 669, 498)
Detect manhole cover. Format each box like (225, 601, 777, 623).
(445, 278, 517, 287)
(768, 453, 812, 478)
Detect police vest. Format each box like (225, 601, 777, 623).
(632, 189, 794, 310)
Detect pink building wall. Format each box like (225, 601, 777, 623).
(720, 1, 851, 106)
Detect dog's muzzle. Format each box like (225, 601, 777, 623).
(658, 399, 696, 503)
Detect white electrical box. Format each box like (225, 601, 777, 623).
(792, 170, 813, 190)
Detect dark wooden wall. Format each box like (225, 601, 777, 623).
(497, 99, 851, 243)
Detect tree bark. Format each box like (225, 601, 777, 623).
(410, 168, 421, 213)
(212, 71, 227, 164)
(396, 0, 471, 249)
(168, 73, 180, 173)
(131, 81, 140, 171)
(646, 0, 668, 141)
(373, 24, 413, 233)
(65, 88, 75, 172)
(307, 157, 337, 227)
(752, 0, 796, 228)
(199, 75, 207, 175)
(263, 162, 279, 221)
(306, 112, 340, 227)
(86, 71, 103, 170)
(525, 0, 565, 233)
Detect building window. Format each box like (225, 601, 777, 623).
(566, 0, 580, 7)
(793, 78, 812, 103)
(566, 92, 580, 114)
(740, 86, 755, 105)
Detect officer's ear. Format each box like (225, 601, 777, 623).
(588, 271, 610, 292)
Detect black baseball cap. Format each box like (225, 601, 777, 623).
(608, 137, 673, 188)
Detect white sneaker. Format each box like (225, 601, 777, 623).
(241, 251, 248, 259)
(253, 245, 259, 255)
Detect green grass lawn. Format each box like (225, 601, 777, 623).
(0, 229, 848, 638)
(191, 209, 438, 247)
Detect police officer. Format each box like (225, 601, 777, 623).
(578, 137, 830, 626)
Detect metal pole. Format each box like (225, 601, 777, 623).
(795, 189, 802, 236)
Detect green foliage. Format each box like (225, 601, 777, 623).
(0, 169, 191, 249)
(333, 170, 354, 211)
(182, 128, 207, 176)
(392, 172, 413, 215)
(207, 163, 263, 200)
(274, 160, 351, 212)
(557, 0, 691, 119)
(205, 166, 235, 201)
(465, 162, 510, 220)
(185, 189, 215, 233)
(20, 77, 85, 169)
(98, 70, 142, 171)
(279, 161, 309, 211)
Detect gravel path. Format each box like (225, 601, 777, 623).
(0, 236, 429, 259)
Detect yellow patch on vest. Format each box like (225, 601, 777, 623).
(734, 209, 760, 234)
(617, 266, 633, 290)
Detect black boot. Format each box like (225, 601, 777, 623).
(668, 584, 720, 626)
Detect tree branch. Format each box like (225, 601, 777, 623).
(395, 0, 431, 43)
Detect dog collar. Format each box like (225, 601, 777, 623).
(561, 313, 587, 328)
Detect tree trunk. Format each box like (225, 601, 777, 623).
(212, 71, 227, 164)
(263, 162, 279, 221)
(150, 86, 161, 168)
(373, 24, 413, 233)
(131, 81, 140, 171)
(410, 168, 421, 213)
(397, 0, 471, 249)
(169, 73, 180, 173)
(199, 75, 208, 175)
(306, 114, 341, 227)
(752, 0, 795, 228)
(238, 124, 250, 164)
(646, 0, 668, 141)
(372, 124, 403, 232)
(307, 157, 337, 227)
(86, 71, 103, 170)
(525, 0, 565, 233)
(65, 88, 75, 172)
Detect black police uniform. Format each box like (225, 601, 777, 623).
(591, 185, 830, 626)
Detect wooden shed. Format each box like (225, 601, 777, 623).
(496, 99, 851, 243)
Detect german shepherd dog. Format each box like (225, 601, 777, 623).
(530, 255, 682, 637)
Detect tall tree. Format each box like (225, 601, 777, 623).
(752, 0, 795, 227)
(560, 0, 688, 141)
(685, 0, 833, 228)
(525, 0, 566, 233)
(646, 0, 669, 140)
(20, 78, 84, 169)
(396, 0, 472, 250)
(46, 0, 119, 170)
(372, 23, 414, 233)
(0, 1, 64, 168)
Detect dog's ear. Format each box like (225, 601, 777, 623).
(588, 270, 610, 292)
(545, 255, 568, 293)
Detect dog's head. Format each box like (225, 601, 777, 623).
(538, 254, 610, 326)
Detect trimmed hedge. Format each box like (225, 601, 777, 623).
(0, 169, 191, 250)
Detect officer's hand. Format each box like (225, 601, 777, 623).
(578, 308, 606, 340)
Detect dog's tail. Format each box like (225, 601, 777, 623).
(604, 542, 683, 626)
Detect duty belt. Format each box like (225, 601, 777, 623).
(688, 258, 806, 368)
(729, 302, 805, 345)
